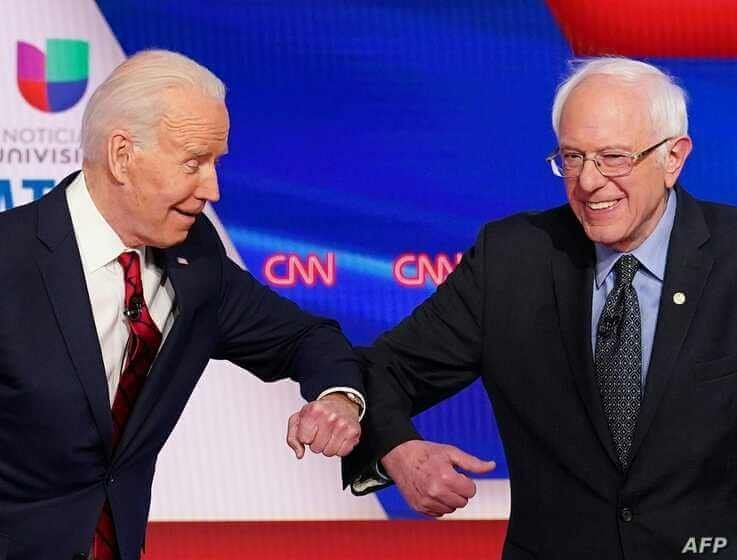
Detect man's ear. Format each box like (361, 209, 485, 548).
(664, 135, 693, 188)
(107, 129, 136, 183)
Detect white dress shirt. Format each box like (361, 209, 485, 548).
(66, 172, 176, 406)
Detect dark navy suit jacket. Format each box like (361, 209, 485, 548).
(0, 172, 364, 560)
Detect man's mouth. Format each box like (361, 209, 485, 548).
(175, 208, 201, 218)
(585, 199, 621, 211)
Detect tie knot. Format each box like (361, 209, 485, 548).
(615, 254, 639, 287)
(118, 251, 143, 298)
(118, 250, 140, 272)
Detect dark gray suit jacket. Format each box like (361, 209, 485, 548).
(346, 186, 737, 559)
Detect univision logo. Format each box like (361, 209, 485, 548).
(17, 39, 89, 113)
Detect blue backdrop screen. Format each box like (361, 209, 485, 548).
(96, 0, 737, 518)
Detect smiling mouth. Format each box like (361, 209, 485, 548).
(585, 200, 621, 211)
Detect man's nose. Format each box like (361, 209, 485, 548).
(197, 169, 220, 203)
(577, 158, 608, 192)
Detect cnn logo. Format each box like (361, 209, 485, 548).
(263, 253, 336, 287)
(393, 253, 463, 287)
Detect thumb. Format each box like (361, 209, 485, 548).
(447, 446, 496, 474)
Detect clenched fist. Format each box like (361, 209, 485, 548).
(286, 393, 361, 459)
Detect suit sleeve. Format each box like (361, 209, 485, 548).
(209, 234, 364, 403)
(343, 225, 487, 489)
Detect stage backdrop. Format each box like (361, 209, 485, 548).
(2, 1, 736, 558)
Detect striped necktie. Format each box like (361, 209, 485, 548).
(93, 251, 162, 560)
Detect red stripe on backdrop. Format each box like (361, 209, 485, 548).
(546, 0, 737, 58)
(144, 520, 508, 559)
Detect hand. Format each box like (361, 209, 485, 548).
(381, 440, 495, 517)
(286, 393, 361, 459)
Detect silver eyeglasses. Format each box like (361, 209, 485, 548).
(546, 137, 673, 178)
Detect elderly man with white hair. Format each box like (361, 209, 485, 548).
(346, 56, 737, 559)
(0, 50, 365, 560)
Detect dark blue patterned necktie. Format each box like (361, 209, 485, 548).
(595, 254, 641, 470)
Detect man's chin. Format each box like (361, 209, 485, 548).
(582, 223, 627, 249)
(145, 230, 190, 249)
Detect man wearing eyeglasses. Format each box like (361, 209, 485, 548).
(345, 56, 737, 558)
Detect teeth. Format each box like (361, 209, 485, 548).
(587, 200, 617, 210)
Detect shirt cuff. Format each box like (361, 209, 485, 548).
(375, 460, 391, 481)
(350, 461, 392, 495)
(317, 387, 366, 421)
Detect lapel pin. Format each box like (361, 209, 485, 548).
(673, 291, 686, 305)
(177, 257, 189, 266)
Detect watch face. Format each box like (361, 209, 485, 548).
(345, 392, 363, 410)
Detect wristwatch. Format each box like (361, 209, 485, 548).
(342, 391, 365, 416)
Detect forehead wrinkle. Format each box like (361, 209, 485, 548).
(161, 113, 228, 151)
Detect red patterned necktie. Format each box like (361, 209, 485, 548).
(93, 251, 163, 560)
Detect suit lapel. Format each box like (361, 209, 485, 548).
(628, 188, 713, 463)
(551, 215, 620, 467)
(35, 176, 114, 457)
(113, 242, 207, 461)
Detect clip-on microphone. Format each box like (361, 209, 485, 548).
(124, 294, 144, 321)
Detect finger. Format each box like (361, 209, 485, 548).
(336, 427, 360, 457)
(321, 431, 343, 457)
(309, 424, 333, 454)
(427, 476, 473, 507)
(438, 491, 469, 510)
(328, 420, 360, 457)
(445, 471, 477, 499)
(286, 413, 305, 459)
(417, 497, 456, 517)
(296, 415, 319, 447)
(447, 447, 496, 474)
(336, 438, 355, 457)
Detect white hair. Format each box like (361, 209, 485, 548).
(551, 57, 688, 153)
(81, 49, 226, 161)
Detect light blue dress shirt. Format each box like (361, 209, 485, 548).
(591, 189, 677, 389)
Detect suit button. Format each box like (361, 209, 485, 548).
(620, 507, 633, 523)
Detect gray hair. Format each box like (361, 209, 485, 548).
(551, 57, 688, 150)
(81, 49, 226, 161)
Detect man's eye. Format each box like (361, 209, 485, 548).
(563, 153, 583, 163)
(185, 160, 200, 170)
(600, 153, 628, 166)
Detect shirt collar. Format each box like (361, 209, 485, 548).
(594, 188, 677, 288)
(66, 171, 143, 273)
